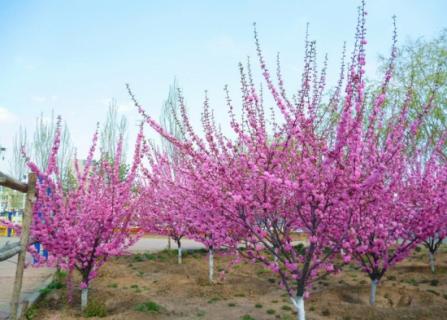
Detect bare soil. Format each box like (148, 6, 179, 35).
(29, 246, 447, 320)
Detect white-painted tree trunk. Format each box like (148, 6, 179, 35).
(291, 296, 305, 320)
(168, 237, 171, 250)
(208, 248, 214, 282)
(177, 243, 182, 264)
(81, 287, 89, 310)
(370, 279, 378, 305)
(429, 252, 436, 273)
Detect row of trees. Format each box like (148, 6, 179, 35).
(9, 3, 446, 320)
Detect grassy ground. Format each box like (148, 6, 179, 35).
(27, 246, 447, 320)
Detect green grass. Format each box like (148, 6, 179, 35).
(281, 305, 292, 311)
(255, 303, 263, 308)
(241, 315, 256, 320)
(84, 300, 107, 318)
(134, 300, 162, 313)
(266, 309, 276, 315)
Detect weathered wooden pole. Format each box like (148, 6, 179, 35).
(9, 173, 36, 320)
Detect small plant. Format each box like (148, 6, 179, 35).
(430, 279, 439, 286)
(241, 315, 256, 320)
(25, 305, 38, 320)
(133, 254, 144, 262)
(135, 300, 161, 313)
(309, 305, 315, 311)
(415, 246, 422, 252)
(208, 297, 220, 304)
(386, 275, 397, 281)
(272, 299, 278, 303)
(322, 308, 330, 316)
(255, 303, 263, 308)
(406, 279, 418, 286)
(130, 284, 139, 289)
(443, 294, 447, 300)
(281, 305, 292, 311)
(144, 252, 156, 260)
(83, 300, 107, 318)
(266, 309, 276, 315)
(196, 309, 206, 317)
(108, 283, 118, 288)
(235, 293, 246, 297)
(268, 278, 276, 284)
(228, 302, 236, 307)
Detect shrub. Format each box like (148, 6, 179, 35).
(430, 279, 439, 286)
(135, 300, 161, 313)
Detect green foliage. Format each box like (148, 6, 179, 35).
(241, 315, 256, 320)
(376, 29, 447, 155)
(83, 300, 107, 317)
(266, 309, 276, 315)
(430, 279, 439, 286)
(255, 303, 263, 308)
(25, 305, 38, 320)
(134, 300, 161, 313)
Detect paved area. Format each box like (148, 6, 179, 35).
(0, 237, 54, 320)
(129, 236, 204, 252)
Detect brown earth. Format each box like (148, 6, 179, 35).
(28, 246, 447, 320)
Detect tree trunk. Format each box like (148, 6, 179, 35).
(369, 279, 378, 305)
(177, 240, 182, 264)
(429, 252, 436, 273)
(291, 295, 305, 320)
(209, 248, 214, 283)
(81, 287, 89, 311)
(167, 237, 171, 250)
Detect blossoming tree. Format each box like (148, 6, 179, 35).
(26, 118, 144, 309)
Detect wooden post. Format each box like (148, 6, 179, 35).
(10, 173, 36, 320)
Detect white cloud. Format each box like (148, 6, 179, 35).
(0, 107, 18, 124)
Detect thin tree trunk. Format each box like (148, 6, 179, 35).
(429, 252, 436, 273)
(167, 237, 171, 250)
(370, 279, 378, 305)
(81, 287, 89, 311)
(177, 240, 182, 264)
(208, 248, 214, 283)
(291, 295, 305, 320)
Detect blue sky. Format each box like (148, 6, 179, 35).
(0, 0, 446, 169)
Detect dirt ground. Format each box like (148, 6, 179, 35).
(28, 245, 447, 320)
